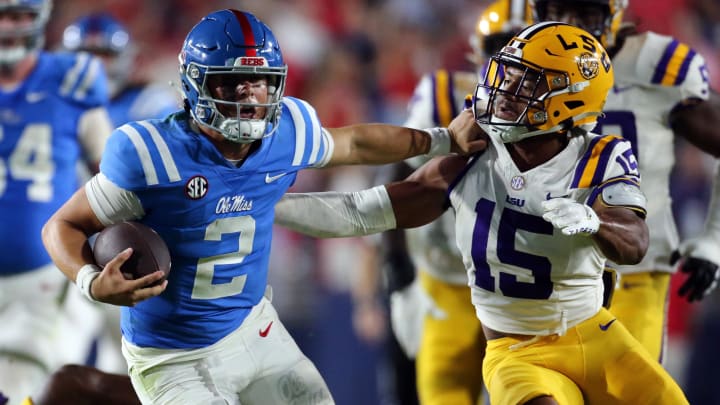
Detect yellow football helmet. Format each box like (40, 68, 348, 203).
(529, 0, 628, 48)
(469, 0, 531, 65)
(474, 21, 614, 143)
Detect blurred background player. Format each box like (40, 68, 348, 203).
(62, 12, 179, 127)
(529, 0, 720, 364)
(0, 0, 114, 403)
(59, 11, 180, 374)
(356, 1, 529, 403)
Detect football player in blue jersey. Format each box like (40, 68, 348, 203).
(62, 12, 179, 127)
(40, 9, 483, 405)
(529, 0, 720, 364)
(61, 11, 181, 375)
(0, 0, 114, 403)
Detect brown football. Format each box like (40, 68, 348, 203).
(92, 221, 171, 282)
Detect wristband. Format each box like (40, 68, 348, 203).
(424, 127, 451, 156)
(76, 264, 101, 301)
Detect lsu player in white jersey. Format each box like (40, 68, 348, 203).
(0, 0, 114, 403)
(382, 0, 529, 403)
(275, 22, 689, 404)
(530, 0, 720, 363)
(41, 9, 483, 405)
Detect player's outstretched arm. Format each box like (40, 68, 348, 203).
(324, 110, 486, 166)
(275, 155, 469, 236)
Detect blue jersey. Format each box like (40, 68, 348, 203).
(0, 51, 108, 274)
(107, 83, 179, 128)
(99, 97, 331, 348)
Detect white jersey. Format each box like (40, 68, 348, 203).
(594, 32, 711, 274)
(403, 69, 477, 284)
(450, 131, 643, 336)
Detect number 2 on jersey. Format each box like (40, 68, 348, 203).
(191, 216, 255, 300)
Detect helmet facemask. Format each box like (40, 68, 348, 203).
(181, 59, 287, 144)
(474, 23, 612, 144)
(475, 56, 563, 143)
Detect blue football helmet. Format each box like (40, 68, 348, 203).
(179, 9, 287, 144)
(0, 0, 52, 67)
(62, 13, 133, 95)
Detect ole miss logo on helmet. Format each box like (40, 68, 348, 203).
(234, 57, 268, 66)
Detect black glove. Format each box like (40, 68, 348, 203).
(671, 250, 720, 302)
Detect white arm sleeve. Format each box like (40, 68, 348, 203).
(85, 173, 145, 225)
(78, 107, 114, 164)
(274, 186, 396, 237)
(701, 160, 720, 241)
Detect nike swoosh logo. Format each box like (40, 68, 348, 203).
(26, 92, 46, 103)
(599, 318, 617, 331)
(613, 84, 635, 93)
(265, 172, 287, 183)
(259, 321, 273, 337)
(545, 192, 570, 200)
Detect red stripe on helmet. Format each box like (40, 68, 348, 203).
(231, 9, 257, 56)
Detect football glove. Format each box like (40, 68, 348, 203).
(389, 278, 446, 358)
(671, 236, 720, 302)
(541, 198, 600, 236)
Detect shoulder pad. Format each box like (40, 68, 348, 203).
(598, 179, 647, 218)
(279, 97, 329, 168)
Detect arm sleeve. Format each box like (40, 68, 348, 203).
(85, 173, 145, 226)
(274, 186, 396, 237)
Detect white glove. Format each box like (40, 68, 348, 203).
(542, 198, 600, 236)
(389, 278, 447, 358)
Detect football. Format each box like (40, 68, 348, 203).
(93, 221, 171, 282)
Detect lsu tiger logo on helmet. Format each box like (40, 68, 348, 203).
(473, 22, 614, 143)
